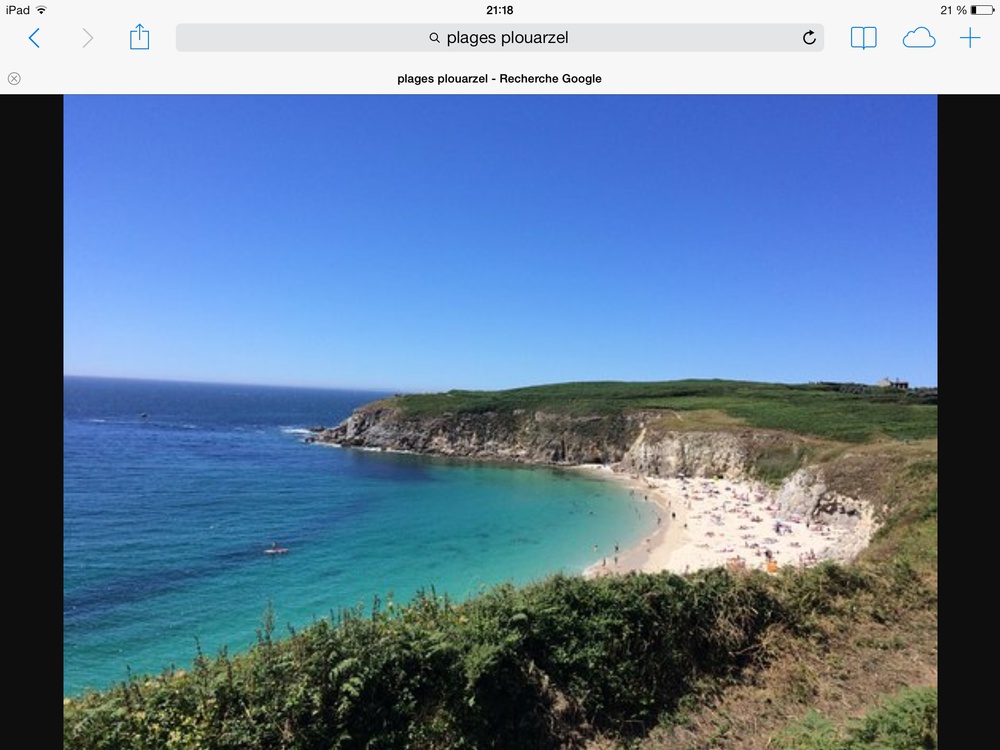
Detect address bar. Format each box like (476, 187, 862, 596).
(176, 24, 825, 53)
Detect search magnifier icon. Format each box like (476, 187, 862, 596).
(429, 32, 441, 43)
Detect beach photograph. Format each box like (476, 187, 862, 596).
(64, 95, 937, 749)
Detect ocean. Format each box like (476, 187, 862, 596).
(63, 376, 658, 697)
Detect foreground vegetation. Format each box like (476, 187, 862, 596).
(394, 380, 937, 443)
(64, 555, 935, 749)
(65, 380, 937, 748)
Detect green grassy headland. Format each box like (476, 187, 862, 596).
(392, 379, 936, 444)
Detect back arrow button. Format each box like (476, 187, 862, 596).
(83, 28, 94, 48)
(29, 28, 40, 48)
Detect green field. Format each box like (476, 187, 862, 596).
(394, 379, 937, 443)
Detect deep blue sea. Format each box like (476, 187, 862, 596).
(64, 376, 657, 697)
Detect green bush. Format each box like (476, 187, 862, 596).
(844, 686, 937, 750)
(773, 687, 937, 750)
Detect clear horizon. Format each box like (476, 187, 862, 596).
(64, 95, 937, 393)
(61, 372, 937, 395)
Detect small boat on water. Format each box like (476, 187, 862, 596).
(265, 542, 289, 555)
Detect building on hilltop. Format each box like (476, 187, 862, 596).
(877, 377, 909, 390)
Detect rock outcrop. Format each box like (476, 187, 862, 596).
(316, 403, 639, 465)
(772, 466, 878, 562)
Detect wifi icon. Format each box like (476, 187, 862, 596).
(36, 5, 47, 13)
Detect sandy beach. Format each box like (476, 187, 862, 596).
(578, 465, 859, 578)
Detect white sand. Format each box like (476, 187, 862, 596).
(577, 466, 854, 578)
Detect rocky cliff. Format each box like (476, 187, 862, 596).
(316, 402, 638, 464)
(317, 403, 807, 478)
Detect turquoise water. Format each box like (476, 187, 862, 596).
(64, 377, 657, 696)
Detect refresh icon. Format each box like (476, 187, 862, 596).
(802, 29, 817, 45)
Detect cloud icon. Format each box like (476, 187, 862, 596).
(903, 27, 936, 48)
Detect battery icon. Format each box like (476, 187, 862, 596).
(971, 5, 995, 13)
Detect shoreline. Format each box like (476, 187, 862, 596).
(574, 465, 858, 578)
(317, 441, 865, 578)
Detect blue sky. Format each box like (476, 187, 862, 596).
(64, 95, 937, 392)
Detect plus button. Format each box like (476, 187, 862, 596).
(960, 27, 982, 48)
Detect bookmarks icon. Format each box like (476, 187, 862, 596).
(851, 26, 877, 49)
